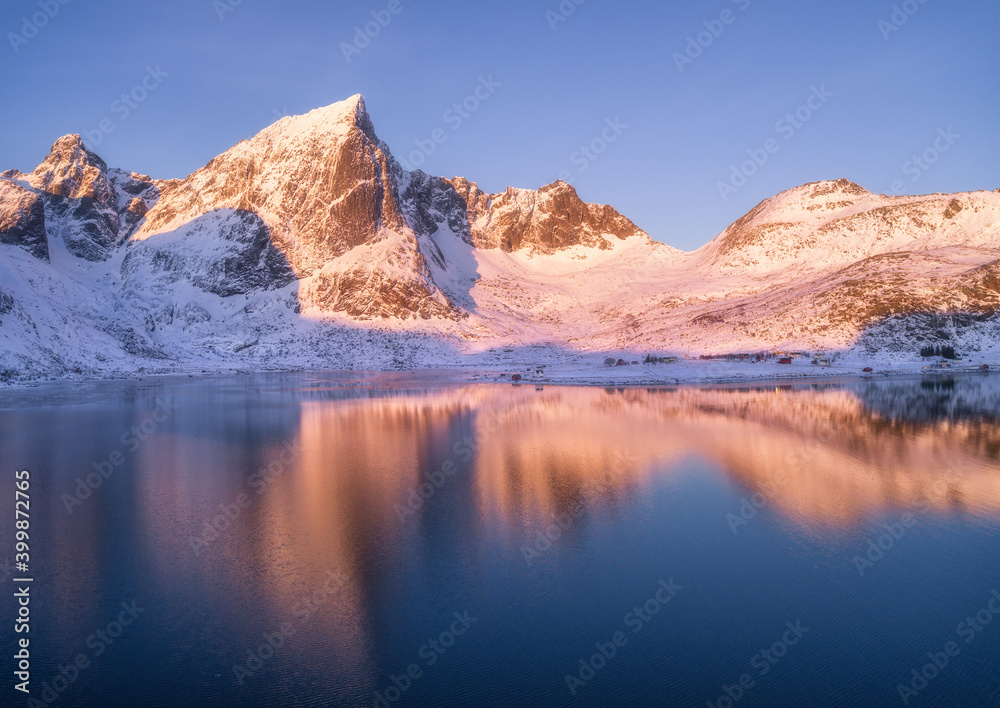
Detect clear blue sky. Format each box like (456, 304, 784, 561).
(1, 0, 997, 251)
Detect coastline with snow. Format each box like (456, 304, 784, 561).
(2, 353, 996, 393)
(3, 99, 1000, 392)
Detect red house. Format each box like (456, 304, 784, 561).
(778, 357, 793, 365)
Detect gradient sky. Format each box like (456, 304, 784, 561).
(1, 0, 997, 251)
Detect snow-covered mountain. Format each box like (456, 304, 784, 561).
(1, 95, 999, 381)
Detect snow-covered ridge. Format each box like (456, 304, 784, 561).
(1, 96, 999, 382)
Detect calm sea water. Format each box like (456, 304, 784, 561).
(1, 373, 999, 707)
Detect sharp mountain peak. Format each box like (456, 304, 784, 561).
(3, 94, 1000, 383)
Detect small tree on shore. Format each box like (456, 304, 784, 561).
(921, 344, 958, 359)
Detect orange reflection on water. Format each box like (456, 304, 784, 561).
(124, 383, 1000, 592)
(107, 379, 1000, 698)
(267, 384, 1000, 543)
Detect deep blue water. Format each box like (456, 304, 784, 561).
(1, 373, 999, 707)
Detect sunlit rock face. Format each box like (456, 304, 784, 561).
(138, 96, 401, 271)
(126, 94, 650, 319)
(3, 93, 1000, 381)
(130, 96, 458, 320)
(443, 178, 649, 253)
(0, 135, 158, 262)
(27, 134, 117, 202)
(0, 180, 48, 260)
(26, 135, 124, 261)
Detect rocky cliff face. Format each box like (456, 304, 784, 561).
(26, 135, 123, 261)
(0, 135, 156, 262)
(0, 180, 48, 260)
(134, 95, 456, 320)
(121, 209, 296, 299)
(1, 95, 999, 382)
(125, 95, 650, 320)
(138, 96, 407, 271)
(444, 177, 647, 253)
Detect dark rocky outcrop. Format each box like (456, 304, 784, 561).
(122, 210, 295, 298)
(26, 135, 124, 261)
(444, 178, 646, 253)
(0, 181, 49, 260)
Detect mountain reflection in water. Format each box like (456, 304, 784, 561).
(2, 372, 999, 707)
(190, 376, 998, 539)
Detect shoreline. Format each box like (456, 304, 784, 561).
(1, 359, 994, 397)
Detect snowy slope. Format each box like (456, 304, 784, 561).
(1, 96, 999, 383)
